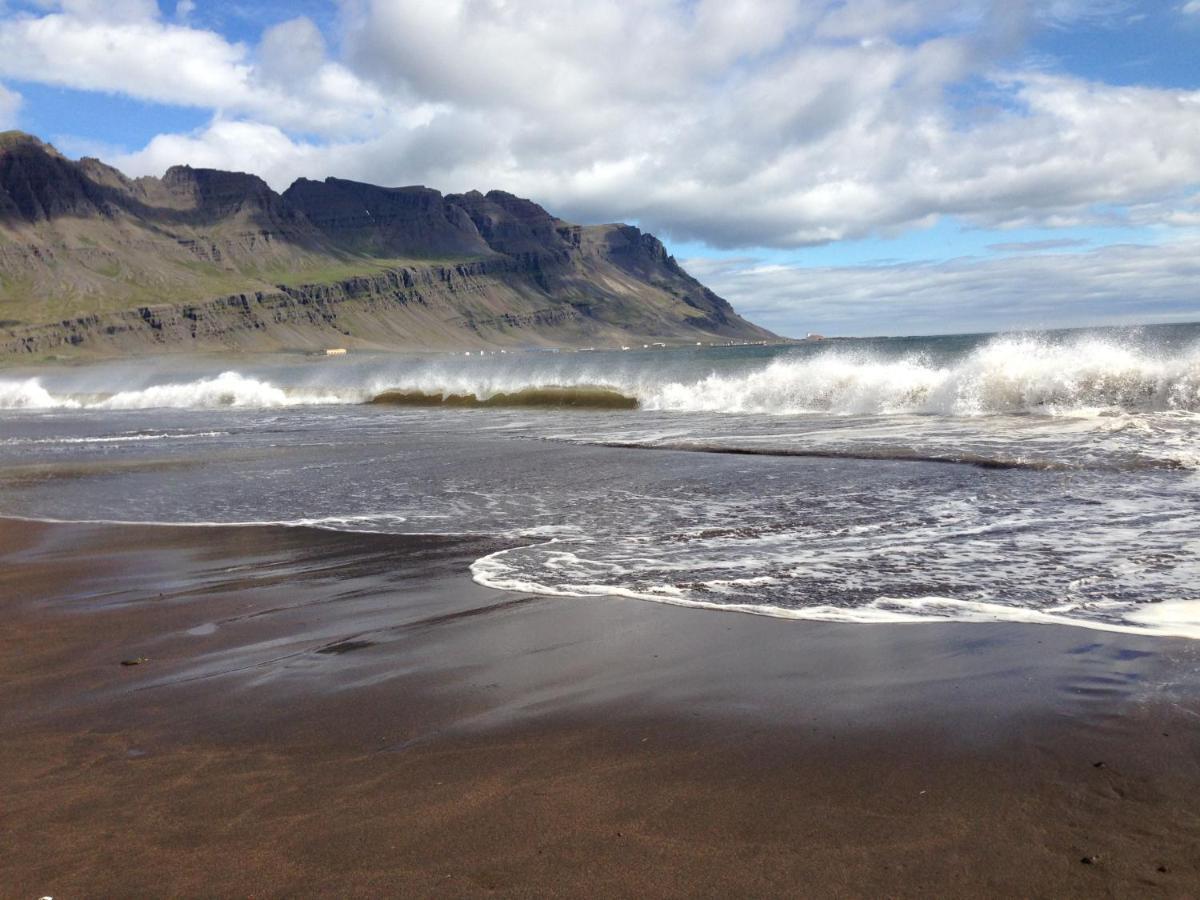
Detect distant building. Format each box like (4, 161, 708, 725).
(325, 348, 348, 356)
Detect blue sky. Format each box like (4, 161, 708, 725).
(0, 0, 1197, 336)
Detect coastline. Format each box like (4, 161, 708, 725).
(4, 517, 1200, 896)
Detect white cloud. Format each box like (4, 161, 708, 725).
(258, 17, 327, 85)
(0, 13, 254, 107)
(0, 5, 395, 135)
(4, 0, 1200, 255)
(686, 237, 1200, 336)
(113, 120, 328, 185)
(1183, 1, 1200, 14)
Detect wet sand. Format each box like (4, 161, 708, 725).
(3, 518, 1200, 897)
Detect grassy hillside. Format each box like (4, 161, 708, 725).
(0, 132, 778, 354)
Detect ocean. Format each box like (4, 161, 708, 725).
(3, 322, 1199, 638)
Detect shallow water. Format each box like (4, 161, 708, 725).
(2, 323, 1199, 637)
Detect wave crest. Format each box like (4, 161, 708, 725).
(369, 385, 638, 410)
(0, 371, 347, 410)
(0, 377, 78, 410)
(642, 337, 1200, 416)
(99, 371, 346, 409)
(3, 335, 1199, 416)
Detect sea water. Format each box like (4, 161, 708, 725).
(2, 323, 1199, 637)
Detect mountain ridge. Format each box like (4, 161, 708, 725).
(0, 132, 778, 357)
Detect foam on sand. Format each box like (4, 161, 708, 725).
(470, 545, 1200, 639)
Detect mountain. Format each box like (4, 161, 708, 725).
(0, 132, 777, 357)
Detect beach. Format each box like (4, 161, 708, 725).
(3, 3, 1198, 893)
(4, 517, 1200, 897)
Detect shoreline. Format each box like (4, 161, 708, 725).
(0, 340, 801, 371)
(6, 512, 1198, 640)
(3, 517, 1200, 895)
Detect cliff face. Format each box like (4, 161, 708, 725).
(282, 178, 494, 258)
(1, 259, 588, 356)
(0, 132, 777, 356)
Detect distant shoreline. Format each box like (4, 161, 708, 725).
(0, 337, 805, 369)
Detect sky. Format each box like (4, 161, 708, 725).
(0, 1, 1198, 337)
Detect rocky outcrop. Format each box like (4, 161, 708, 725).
(282, 178, 494, 258)
(0, 132, 778, 356)
(0, 132, 117, 221)
(445, 189, 575, 259)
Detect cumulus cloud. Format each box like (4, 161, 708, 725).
(686, 237, 1200, 336)
(258, 17, 328, 86)
(113, 120, 328, 185)
(0, 12, 254, 107)
(0, 3, 394, 135)
(4, 0, 1200, 256)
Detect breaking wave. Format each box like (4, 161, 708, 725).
(361, 336, 1200, 417)
(98, 372, 347, 409)
(369, 386, 638, 409)
(0, 371, 348, 410)
(0, 377, 75, 410)
(2, 335, 1199, 415)
(640, 337, 1200, 416)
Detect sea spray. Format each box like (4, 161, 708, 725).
(0, 372, 351, 410)
(3, 331, 1200, 415)
(641, 337, 1200, 416)
(6, 326, 1200, 639)
(0, 377, 78, 410)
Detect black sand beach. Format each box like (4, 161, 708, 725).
(3, 518, 1200, 896)
(3, 3, 1200, 894)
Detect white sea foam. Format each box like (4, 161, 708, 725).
(357, 336, 1200, 416)
(358, 336, 1200, 417)
(470, 547, 1200, 639)
(0, 372, 351, 411)
(0, 377, 79, 409)
(0, 512, 412, 531)
(2, 431, 228, 446)
(641, 337, 1200, 416)
(96, 372, 348, 409)
(3, 336, 1199, 415)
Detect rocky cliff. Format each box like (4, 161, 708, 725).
(0, 132, 777, 356)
